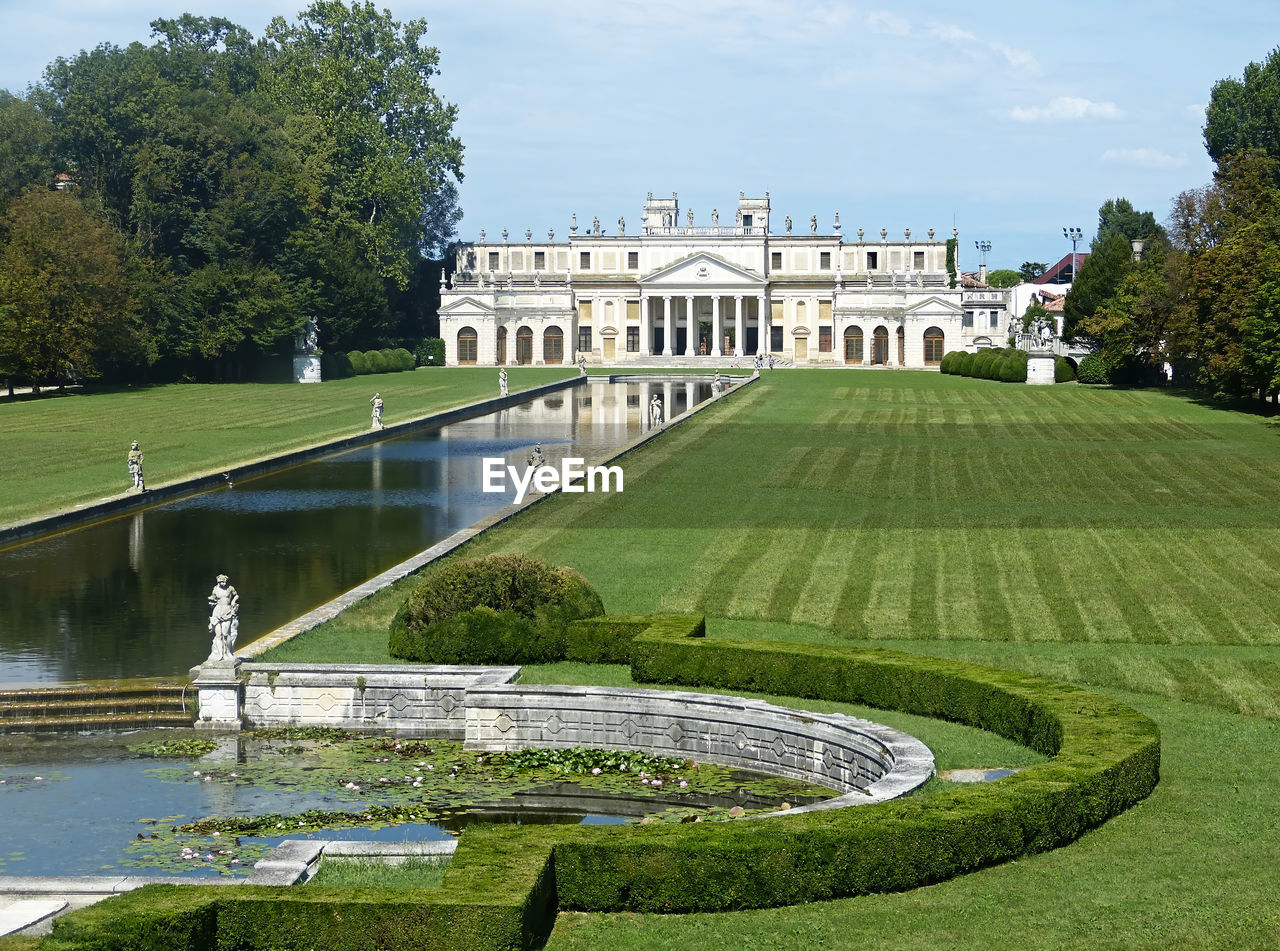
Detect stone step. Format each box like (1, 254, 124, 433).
(0, 696, 191, 719)
(0, 682, 186, 705)
(0, 712, 194, 734)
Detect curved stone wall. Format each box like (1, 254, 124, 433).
(465, 684, 934, 808)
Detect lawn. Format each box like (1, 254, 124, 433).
(265, 369, 1280, 947)
(0, 367, 573, 528)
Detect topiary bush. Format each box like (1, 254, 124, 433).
(1076, 352, 1109, 384)
(1055, 356, 1076, 382)
(321, 351, 354, 378)
(389, 554, 605, 664)
(417, 337, 446, 367)
(392, 347, 415, 371)
(348, 350, 369, 375)
(365, 350, 388, 374)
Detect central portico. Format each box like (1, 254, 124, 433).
(637, 253, 766, 357)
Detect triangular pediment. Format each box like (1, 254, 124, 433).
(439, 296, 496, 316)
(905, 295, 963, 315)
(640, 252, 764, 288)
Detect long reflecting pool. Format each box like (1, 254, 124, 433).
(0, 377, 728, 685)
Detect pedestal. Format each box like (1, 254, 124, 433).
(293, 354, 322, 383)
(1026, 350, 1056, 385)
(194, 658, 244, 731)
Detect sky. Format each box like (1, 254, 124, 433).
(1, 0, 1276, 270)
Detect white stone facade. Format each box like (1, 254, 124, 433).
(440, 192, 999, 368)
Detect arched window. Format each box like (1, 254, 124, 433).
(844, 327, 863, 364)
(924, 327, 945, 365)
(457, 327, 478, 365)
(872, 326, 889, 365)
(543, 325, 564, 364)
(516, 326, 534, 365)
(496, 326, 508, 365)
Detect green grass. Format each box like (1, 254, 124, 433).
(305, 855, 449, 888)
(0, 367, 573, 527)
(126, 370, 1280, 945)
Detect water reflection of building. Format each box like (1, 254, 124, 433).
(440, 191, 971, 369)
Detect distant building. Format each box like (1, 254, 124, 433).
(439, 192, 997, 368)
(1034, 253, 1088, 285)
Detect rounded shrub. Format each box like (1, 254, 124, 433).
(389, 554, 605, 664)
(365, 350, 388, 374)
(348, 350, 369, 375)
(1055, 356, 1076, 382)
(955, 352, 974, 376)
(1076, 353, 1109, 384)
(392, 347, 415, 371)
(321, 351, 354, 379)
(379, 348, 398, 371)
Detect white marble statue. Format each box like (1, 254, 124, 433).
(499, 368, 508, 397)
(370, 393, 384, 430)
(577, 352, 587, 375)
(206, 574, 240, 662)
(649, 394, 664, 428)
(785, 216, 792, 235)
(711, 208, 719, 226)
(127, 441, 145, 491)
(528, 442, 546, 467)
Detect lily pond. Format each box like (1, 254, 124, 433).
(0, 727, 834, 878)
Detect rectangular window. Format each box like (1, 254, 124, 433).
(866, 251, 879, 270)
(771, 251, 782, 269)
(913, 250, 925, 269)
(819, 327, 833, 352)
(963, 311, 975, 329)
(579, 300, 592, 321)
(770, 326, 784, 352)
(627, 326, 639, 352)
(534, 251, 545, 270)
(742, 214, 753, 228)
(990, 311, 1000, 329)
(578, 327, 592, 353)
(488, 251, 499, 270)
(627, 251, 639, 269)
(580, 251, 591, 269)
(819, 252, 831, 270)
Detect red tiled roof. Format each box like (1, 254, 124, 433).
(1033, 253, 1087, 284)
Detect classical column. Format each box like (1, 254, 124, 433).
(662, 296, 673, 356)
(711, 296, 722, 356)
(756, 294, 767, 356)
(734, 295, 744, 357)
(684, 295, 696, 356)
(664, 381, 675, 423)
(640, 294, 650, 358)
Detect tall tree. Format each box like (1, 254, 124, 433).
(1063, 232, 1133, 341)
(1018, 261, 1047, 281)
(1095, 197, 1160, 246)
(262, 1, 463, 288)
(0, 188, 147, 385)
(1204, 46, 1280, 168)
(0, 92, 55, 204)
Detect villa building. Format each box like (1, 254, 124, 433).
(439, 192, 1010, 368)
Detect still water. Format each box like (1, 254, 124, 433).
(0, 378, 725, 685)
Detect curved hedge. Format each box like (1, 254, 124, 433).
(940, 348, 1029, 383)
(388, 554, 605, 665)
(48, 616, 1159, 951)
(1076, 352, 1109, 384)
(1055, 355, 1077, 382)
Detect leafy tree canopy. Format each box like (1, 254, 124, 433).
(1063, 231, 1133, 341)
(985, 269, 1021, 288)
(1018, 261, 1047, 281)
(1204, 46, 1280, 170)
(1096, 197, 1161, 246)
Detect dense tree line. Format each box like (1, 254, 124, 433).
(1066, 47, 1280, 402)
(0, 3, 462, 386)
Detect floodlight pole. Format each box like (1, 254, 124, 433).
(1063, 227, 1083, 283)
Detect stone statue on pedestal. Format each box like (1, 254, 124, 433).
(370, 393, 384, 430)
(711, 209, 719, 226)
(298, 316, 319, 354)
(206, 574, 239, 662)
(687, 209, 694, 227)
(785, 216, 792, 235)
(127, 441, 146, 492)
(649, 394, 664, 427)
(810, 215, 818, 235)
(499, 368, 508, 396)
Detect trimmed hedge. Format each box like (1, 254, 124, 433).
(47, 615, 1159, 950)
(388, 554, 606, 665)
(941, 348, 1029, 383)
(1076, 352, 1109, 384)
(1055, 355, 1076, 382)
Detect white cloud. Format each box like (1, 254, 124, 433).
(1102, 148, 1188, 169)
(928, 24, 976, 42)
(991, 43, 1040, 74)
(1009, 97, 1123, 122)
